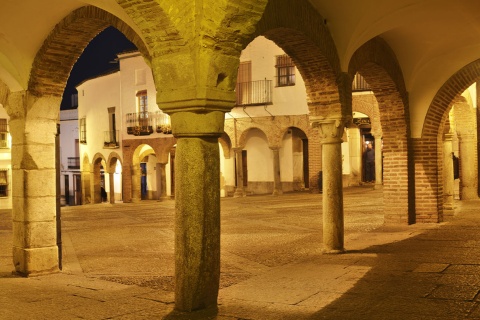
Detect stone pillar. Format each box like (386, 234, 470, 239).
(271, 147, 283, 196)
(314, 118, 346, 253)
(459, 134, 478, 200)
(109, 172, 115, 204)
(7, 92, 60, 275)
(374, 135, 383, 189)
(171, 110, 223, 311)
(233, 148, 245, 197)
(443, 133, 454, 213)
(131, 165, 141, 202)
(348, 127, 361, 185)
(157, 162, 167, 199)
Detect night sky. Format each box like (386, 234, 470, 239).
(60, 26, 137, 110)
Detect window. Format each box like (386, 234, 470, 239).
(275, 54, 295, 87)
(0, 169, 7, 197)
(137, 90, 148, 127)
(79, 117, 86, 143)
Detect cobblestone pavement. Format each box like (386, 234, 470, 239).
(1, 187, 480, 319)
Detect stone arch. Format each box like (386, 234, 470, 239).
(238, 126, 272, 149)
(416, 59, 480, 222)
(349, 37, 412, 224)
(105, 152, 123, 204)
(91, 152, 107, 204)
(352, 95, 382, 137)
(219, 132, 232, 159)
(280, 126, 309, 191)
(28, 6, 150, 97)
(252, 0, 347, 119)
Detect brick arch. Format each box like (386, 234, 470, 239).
(415, 59, 480, 223)
(252, 0, 345, 117)
(28, 6, 151, 97)
(352, 97, 382, 136)
(349, 37, 412, 224)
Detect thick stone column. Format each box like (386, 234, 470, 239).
(314, 118, 346, 253)
(171, 110, 223, 312)
(7, 92, 60, 275)
(374, 135, 383, 189)
(233, 148, 245, 197)
(459, 134, 478, 200)
(108, 172, 115, 204)
(443, 133, 454, 213)
(271, 147, 283, 196)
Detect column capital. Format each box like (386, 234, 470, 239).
(311, 117, 347, 144)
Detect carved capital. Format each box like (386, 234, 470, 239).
(311, 117, 347, 144)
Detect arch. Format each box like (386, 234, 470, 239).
(415, 59, 480, 222)
(219, 132, 232, 159)
(252, 0, 346, 118)
(280, 126, 309, 192)
(28, 6, 150, 97)
(349, 37, 412, 224)
(238, 127, 271, 149)
(106, 151, 123, 173)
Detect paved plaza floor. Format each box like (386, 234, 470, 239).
(1, 187, 480, 319)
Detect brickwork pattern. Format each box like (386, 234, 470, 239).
(28, 6, 150, 97)
(418, 59, 480, 222)
(349, 37, 412, 223)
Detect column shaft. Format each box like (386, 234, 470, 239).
(109, 172, 115, 204)
(233, 148, 245, 197)
(322, 140, 344, 253)
(271, 147, 283, 196)
(459, 134, 478, 200)
(443, 133, 454, 213)
(175, 136, 220, 311)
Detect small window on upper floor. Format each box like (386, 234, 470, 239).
(137, 90, 148, 113)
(275, 54, 296, 87)
(79, 117, 87, 144)
(0, 169, 8, 197)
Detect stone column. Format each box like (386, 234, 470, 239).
(131, 165, 142, 202)
(314, 118, 346, 253)
(459, 134, 478, 200)
(109, 172, 115, 204)
(443, 133, 454, 213)
(157, 162, 167, 199)
(271, 147, 283, 196)
(233, 148, 245, 197)
(348, 127, 361, 185)
(171, 110, 223, 311)
(374, 135, 383, 189)
(7, 92, 60, 275)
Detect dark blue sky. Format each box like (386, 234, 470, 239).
(60, 26, 137, 109)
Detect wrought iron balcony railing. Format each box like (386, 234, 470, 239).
(236, 79, 273, 106)
(104, 130, 119, 148)
(67, 157, 80, 169)
(126, 111, 171, 135)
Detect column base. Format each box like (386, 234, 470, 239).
(322, 248, 346, 254)
(233, 188, 245, 198)
(13, 246, 59, 276)
(374, 183, 383, 190)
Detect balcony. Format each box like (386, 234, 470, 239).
(126, 111, 171, 136)
(104, 130, 119, 148)
(67, 157, 80, 169)
(236, 79, 273, 106)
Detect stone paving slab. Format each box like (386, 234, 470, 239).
(2, 188, 480, 319)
